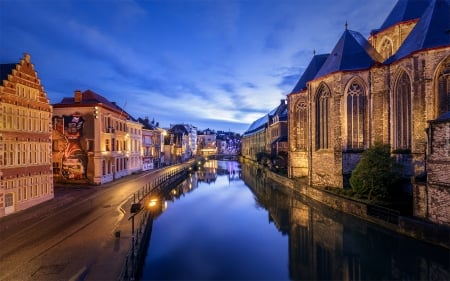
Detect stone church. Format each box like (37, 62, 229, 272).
(287, 0, 449, 225)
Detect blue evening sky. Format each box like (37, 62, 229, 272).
(0, 0, 396, 133)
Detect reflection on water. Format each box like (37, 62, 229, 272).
(141, 160, 449, 281)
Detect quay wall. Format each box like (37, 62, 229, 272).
(245, 158, 450, 249)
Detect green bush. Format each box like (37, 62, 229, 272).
(350, 143, 402, 202)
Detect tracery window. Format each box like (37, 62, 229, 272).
(380, 38, 393, 60)
(393, 71, 411, 150)
(437, 58, 450, 117)
(296, 101, 308, 150)
(316, 84, 331, 149)
(347, 82, 365, 149)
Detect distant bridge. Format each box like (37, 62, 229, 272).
(202, 154, 240, 161)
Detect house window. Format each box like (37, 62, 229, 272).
(347, 82, 365, 149)
(393, 71, 411, 150)
(296, 102, 308, 150)
(5, 193, 13, 207)
(316, 84, 331, 149)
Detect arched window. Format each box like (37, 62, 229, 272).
(393, 71, 411, 150)
(437, 57, 450, 117)
(347, 81, 365, 149)
(380, 38, 393, 60)
(296, 101, 308, 150)
(316, 84, 331, 149)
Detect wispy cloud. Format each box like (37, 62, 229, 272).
(0, 0, 397, 133)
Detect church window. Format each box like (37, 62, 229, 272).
(437, 58, 450, 117)
(380, 38, 393, 60)
(296, 102, 308, 150)
(347, 82, 365, 149)
(393, 71, 411, 150)
(316, 84, 331, 149)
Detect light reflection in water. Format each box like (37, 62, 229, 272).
(141, 160, 449, 281)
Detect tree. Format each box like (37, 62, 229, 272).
(350, 143, 402, 202)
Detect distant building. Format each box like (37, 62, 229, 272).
(216, 131, 241, 154)
(0, 53, 54, 217)
(268, 99, 288, 166)
(197, 128, 217, 156)
(52, 89, 142, 185)
(241, 115, 268, 162)
(165, 124, 197, 164)
(139, 117, 163, 170)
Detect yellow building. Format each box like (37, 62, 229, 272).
(0, 53, 54, 217)
(52, 89, 142, 185)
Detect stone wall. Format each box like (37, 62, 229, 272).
(426, 117, 450, 226)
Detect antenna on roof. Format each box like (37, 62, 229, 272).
(313, 49, 316, 56)
(119, 101, 127, 119)
(345, 21, 348, 30)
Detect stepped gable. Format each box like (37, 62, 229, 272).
(314, 29, 383, 79)
(290, 54, 329, 93)
(387, 0, 450, 63)
(374, 0, 429, 33)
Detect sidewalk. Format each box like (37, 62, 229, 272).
(0, 184, 98, 236)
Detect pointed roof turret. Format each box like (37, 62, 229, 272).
(376, 0, 429, 33)
(315, 29, 383, 79)
(290, 53, 329, 93)
(387, 0, 450, 63)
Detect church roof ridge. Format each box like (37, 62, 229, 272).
(290, 53, 329, 94)
(376, 0, 429, 33)
(386, 0, 450, 63)
(314, 29, 383, 79)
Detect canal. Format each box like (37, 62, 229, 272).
(140, 160, 449, 280)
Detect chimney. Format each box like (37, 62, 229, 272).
(74, 90, 82, 103)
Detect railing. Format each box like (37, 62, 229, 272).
(367, 204, 400, 225)
(118, 166, 192, 281)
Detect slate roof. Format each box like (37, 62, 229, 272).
(374, 0, 429, 33)
(269, 100, 288, 121)
(290, 54, 329, 93)
(434, 111, 450, 122)
(0, 63, 16, 82)
(387, 0, 450, 63)
(243, 114, 268, 136)
(54, 89, 133, 119)
(314, 29, 383, 79)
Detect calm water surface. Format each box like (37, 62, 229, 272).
(140, 160, 449, 280)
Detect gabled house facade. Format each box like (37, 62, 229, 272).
(0, 54, 54, 217)
(52, 89, 142, 185)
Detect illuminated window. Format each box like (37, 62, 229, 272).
(316, 84, 331, 149)
(380, 38, 393, 60)
(296, 101, 308, 150)
(347, 81, 365, 149)
(393, 71, 411, 150)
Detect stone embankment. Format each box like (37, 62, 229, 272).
(244, 158, 450, 250)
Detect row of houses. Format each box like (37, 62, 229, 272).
(0, 54, 203, 217)
(241, 0, 450, 227)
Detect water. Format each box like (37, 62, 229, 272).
(140, 160, 449, 280)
